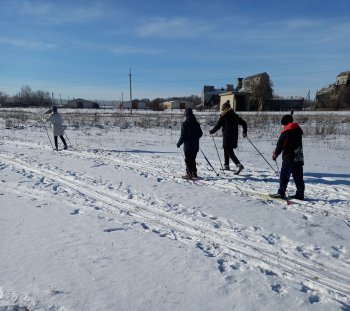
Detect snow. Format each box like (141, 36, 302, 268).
(0, 110, 349, 311)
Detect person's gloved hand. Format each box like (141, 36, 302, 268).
(272, 151, 277, 161)
(243, 132, 247, 138)
(209, 130, 214, 135)
(176, 143, 180, 148)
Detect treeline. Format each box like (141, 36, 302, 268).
(0, 85, 201, 109)
(0, 86, 56, 107)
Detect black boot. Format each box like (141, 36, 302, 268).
(234, 163, 244, 175)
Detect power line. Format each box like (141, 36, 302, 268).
(47, 68, 346, 87)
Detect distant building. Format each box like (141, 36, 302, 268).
(161, 100, 193, 110)
(336, 71, 350, 85)
(201, 84, 234, 108)
(316, 71, 350, 110)
(67, 98, 99, 109)
(120, 100, 147, 110)
(242, 72, 273, 111)
(200, 73, 274, 111)
(219, 91, 250, 111)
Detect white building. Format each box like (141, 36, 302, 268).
(161, 100, 193, 110)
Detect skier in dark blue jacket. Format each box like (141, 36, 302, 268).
(271, 114, 305, 200)
(177, 108, 203, 179)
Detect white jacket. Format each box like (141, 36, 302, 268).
(47, 112, 65, 136)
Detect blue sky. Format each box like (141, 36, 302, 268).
(1, 0, 349, 101)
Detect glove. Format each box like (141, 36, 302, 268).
(243, 132, 247, 138)
(176, 143, 180, 148)
(272, 151, 277, 161)
(209, 130, 214, 135)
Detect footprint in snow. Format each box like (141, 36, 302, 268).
(271, 283, 286, 295)
(196, 242, 215, 257)
(217, 259, 226, 273)
(331, 245, 347, 258)
(70, 209, 79, 215)
(140, 222, 150, 230)
(104, 227, 125, 233)
(309, 294, 320, 304)
(259, 267, 278, 276)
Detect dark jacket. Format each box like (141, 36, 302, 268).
(274, 122, 304, 165)
(177, 114, 203, 153)
(210, 109, 247, 148)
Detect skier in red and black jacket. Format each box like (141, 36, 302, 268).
(271, 114, 305, 200)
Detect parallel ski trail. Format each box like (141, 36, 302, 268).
(86, 147, 350, 221)
(2, 137, 350, 222)
(1, 152, 350, 305)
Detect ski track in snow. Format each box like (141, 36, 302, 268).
(1, 136, 350, 309)
(0, 286, 66, 311)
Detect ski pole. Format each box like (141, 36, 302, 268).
(211, 135, 224, 172)
(200, 148, 219, 176)
(246, 137, 277, 174)
(43, 121, 54, 150)
(275, 159, 280, 176)
(64, 131, 73, 147)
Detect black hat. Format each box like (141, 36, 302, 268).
(281, 114, 293, 125)
(221, 101, 231, 111)
(185, 107, 193, 116)
(52, 106, 57, 112)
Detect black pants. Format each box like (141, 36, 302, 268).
(54, 135, 67, 150)
(278, 162, 305, 197)
(224, 148, 240, 166)
(184, 150, 198, 175)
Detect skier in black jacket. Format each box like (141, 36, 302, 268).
(177, 108, 203, 179)
(209, 101, 247, 175)
(271, 114, 305, 200)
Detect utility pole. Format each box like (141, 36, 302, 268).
(129, 68, 132, 114)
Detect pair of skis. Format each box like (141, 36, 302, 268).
(235, 186, 306, 205)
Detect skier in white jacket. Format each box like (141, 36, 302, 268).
(47, 106, 68, 151)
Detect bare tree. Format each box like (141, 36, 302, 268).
(34, 90, 55, 107)
(0, 91, 9, 105)
(14, 85, 33, 105)
(13, 86, 55, 107)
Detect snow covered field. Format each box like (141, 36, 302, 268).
(0, 110, 349, 310)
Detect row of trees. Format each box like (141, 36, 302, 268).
(0, 86, 202, 110)
(0, 86, 55, 107)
